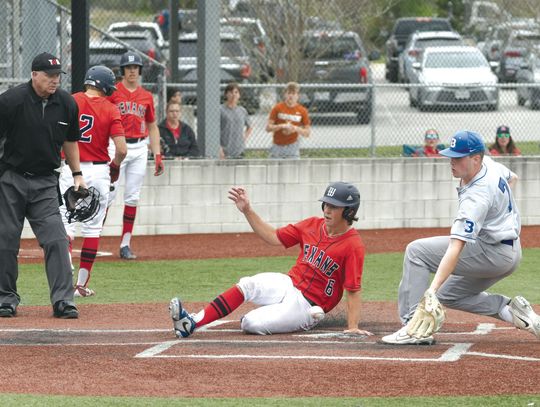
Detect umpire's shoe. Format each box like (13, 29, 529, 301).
(120, 245, 137, 260)
(510, 296, 540, 339)
(53, 300, 79, 319)
(169, 297, 196, 338)
(0, 303, 17, 318)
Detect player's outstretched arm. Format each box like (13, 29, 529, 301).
(343, 289, 373, 336)
(228, 187, 281, 246)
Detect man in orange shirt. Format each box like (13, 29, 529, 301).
(266, 82, 311, 159)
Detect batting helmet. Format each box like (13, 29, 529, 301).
(439, 130, 485, 158)
(63, 186, 101, 224)
(84, 65, 117, 96)
(319, 182, 360, 224)
(119, 51, 143, 76)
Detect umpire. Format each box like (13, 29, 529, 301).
(0, 52, 85, 318)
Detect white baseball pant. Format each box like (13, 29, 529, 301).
(108, 140, 148, 207)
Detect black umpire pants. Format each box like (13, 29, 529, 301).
(0, 169, 74, 307)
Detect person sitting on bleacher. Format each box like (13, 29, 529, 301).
(412, 129, 443, 157)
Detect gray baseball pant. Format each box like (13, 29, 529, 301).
(397, 235, 522, 324)
(0, 170, 74, 307)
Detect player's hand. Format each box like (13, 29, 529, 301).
(109, 161, 120, 183)
(154, 153, 164, 176)
(228, 186, 250, 213)
(343, 328, 374, 336)
(73, 175, 87, 191)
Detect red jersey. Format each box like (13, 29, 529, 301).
(107, 82, 155, 139)
(277, 217, 365, 313)
(73, 92, 124, 162)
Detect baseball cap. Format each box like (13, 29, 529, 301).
(424, 129, 439, 140)
(31, 52, 66, 74)
(497, 125, 510, 135)
(439, 130, 485, 158)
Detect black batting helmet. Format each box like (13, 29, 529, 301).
(120, 51, 143, 75)
(319, 182, 360, 224)
(84, 65, 117, 96)
(63, 186, 101, 224)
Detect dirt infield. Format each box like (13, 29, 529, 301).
(5, 226, 540, 399)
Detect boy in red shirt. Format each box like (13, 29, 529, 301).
(169, 182, 373, 337)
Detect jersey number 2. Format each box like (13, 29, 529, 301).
(79, 114, 95, 143)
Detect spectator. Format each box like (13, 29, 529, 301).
(266, 82, 311, 159)
(413, 129, 443, 157)
(220, 82, 253, 159)
(158, 101, 200, 159)
(167, 88, 182, 105)
(489, 125, 521, 156)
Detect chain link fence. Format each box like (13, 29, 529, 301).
(2, 0, 540, 157)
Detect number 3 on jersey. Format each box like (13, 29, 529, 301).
(79, 114, 94, 143)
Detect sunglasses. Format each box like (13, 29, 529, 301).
(497, 133, 510, 138)
(425, 134, 439, 140)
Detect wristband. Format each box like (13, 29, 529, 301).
(72, 171, 83, 177)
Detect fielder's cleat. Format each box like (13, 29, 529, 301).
(119, 246, 137, 260)
(74, 285, 96, 298)
(509, 296, 540, 339)
(381, 325, 435, 345)
(169, 297, 196, 338)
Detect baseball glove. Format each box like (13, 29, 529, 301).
(406, 289, 445, 338)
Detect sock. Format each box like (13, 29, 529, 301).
(196, 285, 245, 327)
(78, 237, 99, 286)
(499, 305, 513, 323)
(121, 205, 137, 247)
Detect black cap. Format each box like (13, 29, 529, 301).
(31, 52, 66, 74)
(497, 125, 510, 135)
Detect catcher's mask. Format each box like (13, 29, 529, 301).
(63, 186, 101, 224)
(319, 181, 360, 224)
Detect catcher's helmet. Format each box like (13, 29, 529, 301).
(84, 65, 117, 96)
(120, 51, 143, 75)
(319, 182, 360, 224)
(63, 186, 101, 224)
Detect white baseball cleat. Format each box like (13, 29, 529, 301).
(509, 296, 540, 339)
(74, 285, 95, 297)
(381, 325, 435, 345)
(169, 297, 196, 338)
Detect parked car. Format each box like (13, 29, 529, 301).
(398, 31, 463, 84)
(220, 17, 273, 80)
(107, 21, 168, 51)
(298, 30, 379, 124)
(480, 19, 539, 64)
(497, 29, 540, 82)
(516, 51, 540, 109)
(176, 31, 260, 113)
(89, 31, 166, 83)
(385, 17, 453, 83)
(409, 46, 499, 111)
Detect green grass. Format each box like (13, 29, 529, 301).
(244, 141, 540, 158)
(0, 394, 538, 406)
(17, 248, 540, 305)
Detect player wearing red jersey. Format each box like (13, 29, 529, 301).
(107, 51, 164, 260)
(169, 182, 374, 337)
(59, 66, 127, 297)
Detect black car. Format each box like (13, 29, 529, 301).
(176, 31, 260, 113)
(299, 30, 379, 124)
(385, 17, 453, 83)
(89, 31, 166, 83)
(498, 29, 540, 83)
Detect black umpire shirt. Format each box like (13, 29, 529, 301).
(0, 80, 80, 175)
